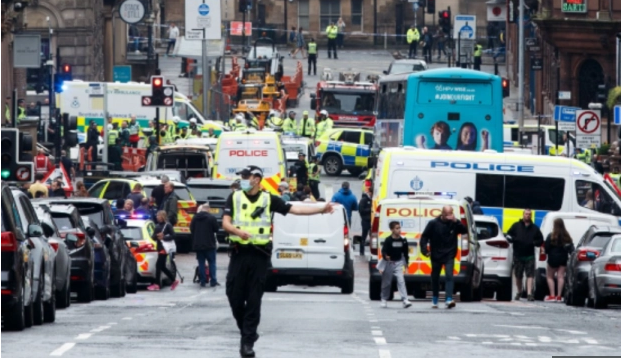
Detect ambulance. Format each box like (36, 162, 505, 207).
(58, 81, 228, 136)
(370, 147, 621, 233)
(212, 130, 287, 195)
(368, 193, 484, 302)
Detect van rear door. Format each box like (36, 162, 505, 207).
(306, 207, 347, 270)
(272, 211, 309, 269)
(216, 137, 281, 179)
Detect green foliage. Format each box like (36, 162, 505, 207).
(606, 86, 620, 109)
(597, 143, 611, 155)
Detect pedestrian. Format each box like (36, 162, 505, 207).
(73, 181, 89, 198)
(60, 150, 75, 180)
(145, 135, 158, 160)
(123, 199, 135, 215)
(128, 24, 140, 52)
(166, 79, 178, 92)
(464, 196, 484, 215)
(191, 204, 221, 287)
(29, 173, 49, 198)
(307, 38, 318, 76)
(331, 182, 358, 227)
(293, 152, 309, 186)
(119, 121, 130, 147)
(295, 27, 306, 59)
(308, 156, 321, 200)
(127, 183, 144, 209)
(298, 111, 315, 138)
(86, 120, 100, 165)
(166, 23, 179, 56)
(301, 186, 315, 201)
(108, 138, 124, 171)
(16, 99, 26, 125)
(337, 18, 346, 48)
(115, 198, 132, 217)
(473, 43, 483, 71)
(207, 128, 216, 138)
(148, 210, 180, 291)
(379, 221, 412, 309)
(407, 25, 420, 59)
(422, 27, 433, 63)
(294, 183, 304, 200)
(420, 205, 468, 309)
(134, 198, 152, 217)
(4, 96, 11, 126)
(325, 22, 338, 59)
(543, 218, 574, 302)
(493, 29, 505, 62)
(278, 182, 292, 201)
(34, 148, 54, 176)
(161, 182, 179, 227)
(151, 175, 169, 209)
(435, 27, 446, 60)
(288, 27, 297, 58)
(507, 208, 544, 301)
(222, 165, 334, 357)
(128, 116, 140, 148)
(50, 180, 66, 198)
(282, 111, 296, 133)
(358, 186, 373, 256)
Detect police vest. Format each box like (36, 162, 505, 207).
(308, 42, 317, 54)
(315, 121, 326, 139)
(326, 26, 338, 39)
(270, 116, 284, 128)
(308, 163, 320, 181)
(474, 45, 483, 57)
(234, 123, 248, 131)
(229, 190, 272, 246)
(169, 124, 178, 139)
(128, 123, 139, 136)
(108, 129, 119, 145)
(299, 118, 315, 136)
(5, 105, 10, 122)
(283, 118, 296, 132)
(407, 29, 419, 44)
(228, 119, 238, 130)
(576, 150, 591, 164)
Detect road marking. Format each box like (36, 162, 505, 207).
(494, 324, 546, 330)
(122, 317, 132, 320)
(448, 336, 461, 340)
(369, 320, 378, 323)
(90, 326, 111, 333)
(371, 326, 380, 329)
(76, 333, 92, 340)
(379, 350, 391, 358)
(371, 330, 383, 336)
(525, 343, 538, 346)
(538, 336, 552, 343)
(556, 329, 587, 335)
(50, 343, 76, 356)
(107, 322, 118, 325)
(374, 337, 387, 345)
(583, 338, 598, 344)
(482, 342, 493, 345)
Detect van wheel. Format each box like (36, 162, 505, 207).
(369, 278, 381, 301)
(593, 281, 608, 309)
(571, 288, 586, 307)
(264, 281, 278, 293)
(33, 276, 45, 326)
(323, 155, 343, 176)
(472, 282, 484, 301)
(95, 286, 110, 300)
(341, 278, 354, 294)
(56, 280, 71, 309)
(496, 279, 513, 301)
(348, 168, 363, 177)
(78, 282, 93, 303)
(459, 283, 474, 302)
(126, 273, 138, 294)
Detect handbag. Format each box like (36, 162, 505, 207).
(161, 223, 177, 254)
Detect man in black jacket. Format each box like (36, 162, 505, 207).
(420, 206, 468, 309)
(358, 187, 372, 256)
(161, 182, 179, 226)
(191, 204, 220, 287)
(507, 209, 544, 301)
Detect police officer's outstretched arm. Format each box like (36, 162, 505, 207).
(288, 200, 334, 216)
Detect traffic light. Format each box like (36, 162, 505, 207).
(147, 76, 174, 107)
(1, 130, 14, 180)
(63, 113, 78, 148)
(439, 10, 451, 35)
(239, 0, 247, 12)
(596, 83, 607, 103)
(427, 0, 436, 14)
(61, 63, 72, 78)
(0, 129, 34, 183)
(53, 63, 73, 93)
(502, 78, 510, 98)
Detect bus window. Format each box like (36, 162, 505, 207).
(504, 176, 564, 211)
(576, 180, 621, 216)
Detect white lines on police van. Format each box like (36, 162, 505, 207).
(50, 343, 76, 356)
(76, 333, 93, 340)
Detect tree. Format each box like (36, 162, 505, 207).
(607, 86, 621, 109)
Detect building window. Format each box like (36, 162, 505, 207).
(320, 0, 340, 29)
(351, 0, 362, 28)
(298, 0, 310, 30)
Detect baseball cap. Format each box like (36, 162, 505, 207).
(303, 111, 309, 115)
(236, 165, 264, 178)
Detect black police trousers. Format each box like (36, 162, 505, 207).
(226, 246, 270, 345)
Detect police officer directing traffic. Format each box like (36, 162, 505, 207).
(222, 165, 334, 358)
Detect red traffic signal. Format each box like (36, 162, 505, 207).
(443, 10, 449, 18)
(62, 64, 72, 74)
(152, 76, 163, 88)
(502, 78, 510, 98)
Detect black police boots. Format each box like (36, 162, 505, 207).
(240, 344, 255, 357)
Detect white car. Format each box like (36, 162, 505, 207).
(474, 215, 513, 301)
(266, 202, 354, 294)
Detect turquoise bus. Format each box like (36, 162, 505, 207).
(376, 68, 507, 152)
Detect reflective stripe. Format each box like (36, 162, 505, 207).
(230, 191, 272, 245)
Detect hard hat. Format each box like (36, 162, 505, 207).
(320, 110, 329, 116)
(190, 117, 197, 124)
(107, 124, 113, 130)
(172, 116, 181, 123)
(269, 110, 277, 117)
(236, 113, 245, 120)
(303, 111, 309, 115)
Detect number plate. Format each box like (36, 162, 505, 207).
(209, 208, 220, 214)
(300, 238, 308, 246)
(278, 252, 303, 259)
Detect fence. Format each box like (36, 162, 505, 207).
(207, 87, 232, 123)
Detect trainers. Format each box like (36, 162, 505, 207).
(544, 296, 557, 302)
(170, 280, 180, 291)
(445, 300, 456, 309)
(527, 296, 535, 302)
(514, 293, 522, 301)
(380, 300, 387, 308)
(403, 300, 412, 309)
(556, 296, 563, 302)
(210, 282, 221, 288)
(432, 297, 439, 309)
(432, 303, 439, 309)
(147, 284, 160, 291)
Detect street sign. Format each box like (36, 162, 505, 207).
(164, 97, 173, 106)
(185, 0, 222, 40)
(614, 105, 621, 125)
(531, 58, 543, 70)
(558, 91, 571, 100)
(553, 105, 580, 124)
(13, 34, 41, 69)
(487, 3, 506, 21)
(142, 96, 152, 106)
(453, 15, 476, 39)
(413, 2, 419, 11)
(576, 110, 602, 147)
(229, 21, 253, 36)
(113, 65, 132, 83)
(16, 166, 31, 182)
(119, 0, 145, 24)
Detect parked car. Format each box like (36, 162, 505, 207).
(475, 215, 513, 301)
(565, 225, 621, 306)
(186, 178, 233, 246)
(1, 182, 36, 331)
(81, 216, 112, 300)
(11, 189, 57, 324)
(588, 234, 621, 309)
(35, 206, 72, 309)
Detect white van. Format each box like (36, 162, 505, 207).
(503, 124, 577, 155)
(371, 148, 621, 234)
(266, 202, 354, 294)
(368, 194, 484, 302)
(533, 211, 620, 300)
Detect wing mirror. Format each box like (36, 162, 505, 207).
(27, 224, 44, 238)
(358, 172, 368, 180)
(382, 70, 389, 75)
(65, 233, 78, 243)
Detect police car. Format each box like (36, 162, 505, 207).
(315, 128, 373, 176)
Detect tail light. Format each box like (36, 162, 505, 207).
(134, 243, 156, 254)
(343, 225, 350, 253)
(605, 263, 621, 272)
(50, 242, 60, 252)
(461, 236, 469, 257)
(370, 205, 381, 256)
(486, 240, 510, 249)
(1, 232, 18, 252)
(576, 248, 599, 262)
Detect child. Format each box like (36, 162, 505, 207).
(379, 221, 412, 309)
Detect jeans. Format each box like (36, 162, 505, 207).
(166, 39, 176, 54)
(156, 254, 176, 286)
(431, 258, 454, 302)
(308, 54, 317, 75)
(197, 249, 217, 286)
(422, 45, 432, 63)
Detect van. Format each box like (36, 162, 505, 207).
(368, 193, 484, 302)
(213, 130, 287, 195)
(503, 124, 576, 155)
(266, 202, 354, 294)
(144, 145, 214, 178)
(534, 211, 620, 301)
(370, 148, 621, 233)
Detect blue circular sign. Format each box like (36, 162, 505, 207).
(460, 25, 473, 38)
(198, 3, 210, 16)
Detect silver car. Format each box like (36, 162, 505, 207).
(587, 234, 621, 309)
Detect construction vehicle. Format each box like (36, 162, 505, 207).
(310, 70, 378, 127)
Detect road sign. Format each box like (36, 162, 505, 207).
(13, 34, 41, 69)
(113, 66, 132, 83)
(185, 0, 222, 40)
(413, 2, 419, 11)
(531, 58, 543, 70)
(576, 110, 602, 148)
(142, 96, 151, 106)
(553, 105, 580, 131)
(614, 105, 621, 125)
(453, 15, 476, 39)
(164, 97, 173, 106)
(16, 166, 31, 182)
(119, 0, 145, 24)
(558, 91, 571, 100)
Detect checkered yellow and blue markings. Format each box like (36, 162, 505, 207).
(318, 140, 371, 167)
(482, 207, 549, 232)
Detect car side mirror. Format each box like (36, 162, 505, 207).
(27, 224, 44, 238)
(86, 227, 96, 238)
(358, 172, 367, 180)
(382, 70, 389, 75)
(41, 223, 55, 238)
(65, 233, 78, 243)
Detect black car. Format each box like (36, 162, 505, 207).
(1, 182, 36, 331)
(186, 178, 233, 246)
(81, 216, 112, 300)
(36, 198, 132, 298)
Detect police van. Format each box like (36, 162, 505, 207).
(212, 130, 287, 195)
(370, 148, 621, 233)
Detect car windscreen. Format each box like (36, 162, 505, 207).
(143, 186, 192, 201)
(589, 234, 615, 249)
(120, 227, 143, 241)
(475, 221, 499, 240)
(52, 215, 75, 231)
(70, 204, 105, 227)
(188, 185, 231, 202)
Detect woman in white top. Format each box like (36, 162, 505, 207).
(337, 18, 346, 48)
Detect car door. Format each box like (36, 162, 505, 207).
(89, 181, 109, 198)
(338, 131, 361, 166)
(307, 207, 347, 270)
(355, 132, 372, 167)
(271, 209, 309, 269)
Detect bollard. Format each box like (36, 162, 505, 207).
(494, 62, 499, 76)
(384, 32, 387, 50)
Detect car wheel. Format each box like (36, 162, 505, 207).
(126, 273, 138, 294)
(24, 277, 34, 328)
(496, 278, 513, 301)
(119, 278, 126, 297)
(413, 288, 427, 299)
(472, 281, 484, 301)
(323, 155, 343, 176)
(110, 268, 124, 298)
(264, 280, 278, 293)
(56, 279, 71, 309)
(460, 283, 474, 302)
(5, 282, 26, 331)
(77, 282, 93, 303)
(43, 274, 56, 323)
(95, 286, 110, 301)
(593, 280, 608, 309)
(369, 278, 381, 301)
(341, 278, 354, 294)
(33, 273, 45, 326)
(571, 287, 586, 307)
(348, 168, 363, 177)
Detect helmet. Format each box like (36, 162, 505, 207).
(172, 116, 181, 123)
(190, 117, 198, 124)
(289, 111, 296, 117)
(236, 113, 245, 121)
(320, 110, 329, 116)
(107, 124, 113, 130)
(269, 110, 279, 117)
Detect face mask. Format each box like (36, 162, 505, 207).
(240, 180, 252, 192)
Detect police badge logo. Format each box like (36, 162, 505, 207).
(410, 176, 423, 191)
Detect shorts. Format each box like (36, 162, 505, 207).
(513, 257, 535, 280)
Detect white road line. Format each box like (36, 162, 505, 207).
(90, 326, 111, 333)
(525, 343, 538, 346)
(379, 350, 392, 358)
(494, 324, 546, 330)
(76, 333, 92, 340)
(369, 320, 378, 323)
(538, 336, 552, 343)
(374, 337, 387, 345)
(50, 343, 76, 356)
(107, 322, 118, 325)
(583, 338, 598, 344)
(122, 317, 132, 320)
(448, 336, 461, 340)
(556, 329, 587, 335)
(371, 326, 380, 329)
(371, 330, 383, 336)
